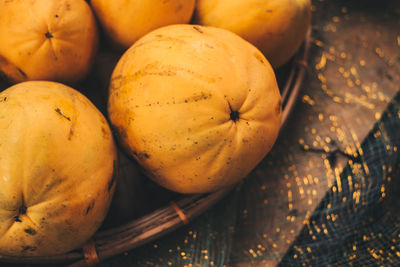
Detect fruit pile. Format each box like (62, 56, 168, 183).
(0, 0, 311, 257)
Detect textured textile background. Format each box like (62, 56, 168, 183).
(279, 93, 399, 266)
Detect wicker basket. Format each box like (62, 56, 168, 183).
(0, 30, 311, 267)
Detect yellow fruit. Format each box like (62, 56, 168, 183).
(108, 24, 281, 194)
(91, 0, 196, 49)
(0, 0, 98, 83)
(0, 81, 117, 256)
(194, 0, 311, 68)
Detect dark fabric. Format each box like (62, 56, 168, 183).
(280, 92, 400, 266)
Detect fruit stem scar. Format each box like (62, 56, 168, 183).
(45, 32, 58, 61)
(19, 205, 27, 215)
(14, 204, 27, 222)
(45, 31, 53, 39)
(230, 110, 240, 121)
(228, 101, 240, 122)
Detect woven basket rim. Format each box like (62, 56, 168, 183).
(0, 29, 312, 266)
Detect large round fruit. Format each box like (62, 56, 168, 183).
(194, 0, 312, 68)
(108, 24, 281, 194)
(0, 0, 98, 83)
(0, 81, 117, 256)
(90, 0, 196, 49)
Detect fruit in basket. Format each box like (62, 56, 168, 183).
(194, 0, 312, 68)
(0, 0, 98, 83)
(0, 81, 117, 256)
(108, 24, 281, 194)
(90, 0, 196, 49)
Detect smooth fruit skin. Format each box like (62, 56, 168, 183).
(0, 0, 98, 83)
(0, 81, 117, 256)
(108, 24, 281, 194)
(91, 0, 196, 49)
(194, 0, 311, 68)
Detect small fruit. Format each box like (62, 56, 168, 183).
(0, 0, 98, 83)
(0, 81, 117, 256)
(108, 24, 281, 194)
(194, 0, 312, 68)
(91, 0, 196, 49)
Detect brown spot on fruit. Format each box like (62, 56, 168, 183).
(193, 26, 204, 34)
(0, 54, 28, 81)
(184, 92, 212, 103)
(254, 53, 265, 64)
(276, 100, 282, 115)
(134, 151, 150, 160)
(24, 228, 36, 235)
(68, 127, 74, 140)
(85, 200, 95, 215)
(55, 108, 71, 121)
(101, 126, 109, 139)
(16, 67, 27, 78)
(22, 246, 36, 252)
(176, 3, 183, 12)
